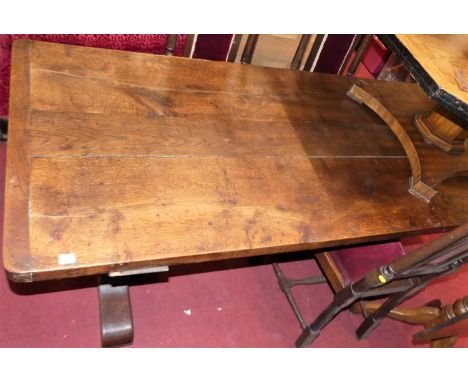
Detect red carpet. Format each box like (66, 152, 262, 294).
(0, 142, 466, 348)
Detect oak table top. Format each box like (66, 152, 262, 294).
(4, 40, 467, 282)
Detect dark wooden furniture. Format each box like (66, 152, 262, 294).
(381, 35, 468, 141)
(183, 35, 196, 58)
(283, 224, 468, 347)
(238, 34, 329, 72)
(165, 35, 178, 56)
(227, 35, 243, 63)
(274, 240, 438, 334)
(412, 296, 468, 347)
(99, 276, 134, 346)
(346, 84, 468, 202)
(240, 34, 259, 64)
(236, 34, 369, 74)
(4, 40, 467, 346)
(345, 34, 372, 76)
(378, 35, 468, 201)
(302, 35, 326, 72)
(290, 35, 312, 70)
(0, 117, 7, 142)
(274, 236, 468, 347)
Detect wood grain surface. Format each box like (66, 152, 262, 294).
(396, 35, 468, 105)
(383, 34, 468, 121)
(4, 40, 467, 282)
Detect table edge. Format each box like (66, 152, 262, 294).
(3, 39, 33, 279)
(379, 34, 468, 122)
(2, 40, 461, 283)
(6, 226, 454, 283)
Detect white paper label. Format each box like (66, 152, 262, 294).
(58, 253, 77, 265)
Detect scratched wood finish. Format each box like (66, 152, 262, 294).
(346, 84, 430, 200)
(396, 35, 468, 108)
(4, 40, 468, 282)
(382, 35, 468, 122)
(347, 85, 468, 202)
(382, 35, 468, 153)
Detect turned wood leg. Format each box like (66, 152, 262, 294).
(413, 296, 468, 347)
(415, 105, 467, 153)
(240, 34, 259, 65)
(361, 300, 441, 325)
(355, 275, 436, 340)
(99, 276, 134, 347)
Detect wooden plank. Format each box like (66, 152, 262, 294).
(27, 71, 434, 144)
(3, 40, 467, 282)
(3, 40, 33, 281)
(24, 156, 458, 280)
(31, 69, 403, 124)
(32, 40, 328, 96)
(28, 39, 430, 106)
(29, 112, 405, 158)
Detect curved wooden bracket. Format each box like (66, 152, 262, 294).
(347, 85, 437, 202)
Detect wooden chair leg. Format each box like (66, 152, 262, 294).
(361, 299, 463, 348)
(227, 34, 243, 63)
(184, 34, 196, 58)
(272, 263, 326, 330)
(296, 285, 358, 347)
(303, 34, 326, 72)
(0, 117, 7, 141)
(347, 34, 372, 76)
(165, 35, 177, 56)
(430, 336, 458, 348)
(356, 274, 437, 339)
(99, 277, 134, 347)
(240, 34, 259, 64)
(413, 296, 468, 347)
(360, 300, 441, 325)
(316, 251, 441, 323)
(290, 34, 311, 70)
